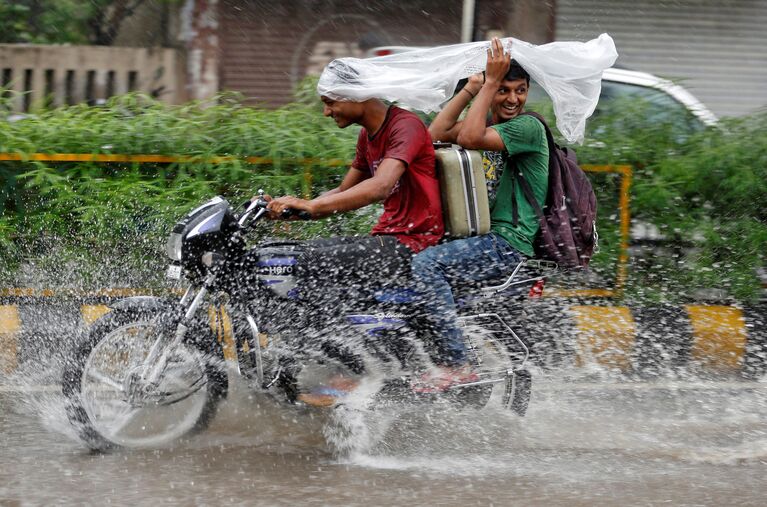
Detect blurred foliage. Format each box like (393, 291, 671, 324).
(0, 80, 765, 301)
(0, 0, 172, 45)
(0, 85, 360, 287)
(528, 96, 767, 302)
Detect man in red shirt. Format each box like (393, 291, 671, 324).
(265, 61, 444, 305)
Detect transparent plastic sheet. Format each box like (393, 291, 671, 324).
(317, 34, 618, 144)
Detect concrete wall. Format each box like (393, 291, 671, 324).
(113, 1, 180, 48)
(0, 44, 187, 111)
(503, 0, 555, 44)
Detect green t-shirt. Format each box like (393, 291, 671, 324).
(489, 115, 549, 257)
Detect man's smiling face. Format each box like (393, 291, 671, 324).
(491, 78, 529, 123)
(321, 96, 362, 129)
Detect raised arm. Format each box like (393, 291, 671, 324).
(428, 73, 485, 144)
(456, 38, 509, 151)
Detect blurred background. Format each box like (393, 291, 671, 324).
(1, 0, 765, 115)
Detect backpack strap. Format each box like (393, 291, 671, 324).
(511, 168, 545, 224)
(509, 112, 554, 224)
(510, 172, 519, 226)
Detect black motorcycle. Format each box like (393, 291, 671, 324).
(62, 192, 556, 450)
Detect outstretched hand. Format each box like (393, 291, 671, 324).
(485, 37, 511, 84)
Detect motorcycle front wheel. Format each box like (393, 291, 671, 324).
(62, 308, 228, 451)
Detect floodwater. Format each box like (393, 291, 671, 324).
(2, 372, 767, 506)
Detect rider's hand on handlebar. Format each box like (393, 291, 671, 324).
(266, 195, 314, 220)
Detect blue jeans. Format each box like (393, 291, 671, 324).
(411, 233, 524, 365)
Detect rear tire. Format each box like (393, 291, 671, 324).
(455, 324, 521, 410)
(509, 369, 532, 416)
(62, 308, 227, 451)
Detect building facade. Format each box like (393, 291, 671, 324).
(3, 0, 765, 117)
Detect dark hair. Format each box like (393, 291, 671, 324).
(505, 60, 530, 84)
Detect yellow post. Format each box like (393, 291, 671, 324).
(208, 305, 237, 362)
(582, 164, 633, 296)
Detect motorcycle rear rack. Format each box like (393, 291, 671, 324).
(455, 312, 532, 415)
(480, 259, 559, 294)
(458, 312, 529, 370)
(445, 369, 531, 415)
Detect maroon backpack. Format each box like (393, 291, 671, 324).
(510, 112, 597, 269)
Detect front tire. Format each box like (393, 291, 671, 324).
(62, 308, 227, 450)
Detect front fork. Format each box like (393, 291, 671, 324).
(138, 276, 214, 390)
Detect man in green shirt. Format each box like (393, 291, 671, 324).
(412, 37, 548, 391)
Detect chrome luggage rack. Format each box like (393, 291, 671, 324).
(454, 311, 533, 414)
(480, 259, 560, 295)
(451, 259, 559, 414)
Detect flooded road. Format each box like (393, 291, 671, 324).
(2, 374, 767, 506)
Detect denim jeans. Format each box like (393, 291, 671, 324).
(411, 232, 524, 365)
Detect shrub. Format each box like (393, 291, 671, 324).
(0, 89, 361, 287)
(1, 86, 764, 301)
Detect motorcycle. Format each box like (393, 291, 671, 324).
(62, 192, 558, 450)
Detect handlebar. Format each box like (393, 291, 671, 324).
(238, 197, 267, 227)
(280, 208, 312, 220)
(237, 190, 312, 228)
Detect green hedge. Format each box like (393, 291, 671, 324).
(0, 89, 366, 287)
(0, 85, 764, 301)
(570, 100, 767, 302)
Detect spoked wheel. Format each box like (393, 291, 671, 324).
(62, 309, 227, 450)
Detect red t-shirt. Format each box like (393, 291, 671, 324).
(352, 106, 444, 253)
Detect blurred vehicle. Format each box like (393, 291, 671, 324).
(593, 67, 717, 128)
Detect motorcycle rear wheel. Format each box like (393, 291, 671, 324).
(451, 326, 520, 409)
(62, 309, 227, 451)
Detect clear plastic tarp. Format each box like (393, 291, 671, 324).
(317, 34, 619, 144)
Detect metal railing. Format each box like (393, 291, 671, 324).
(0, 44, 185, 110)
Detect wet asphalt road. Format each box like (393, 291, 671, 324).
(2, 375, 767, 506)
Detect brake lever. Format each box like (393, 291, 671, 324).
(238, 189, 269, 227)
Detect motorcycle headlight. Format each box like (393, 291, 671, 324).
(166, 232, 183, 261)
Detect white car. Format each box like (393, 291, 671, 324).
(598, 67, 716, 128)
